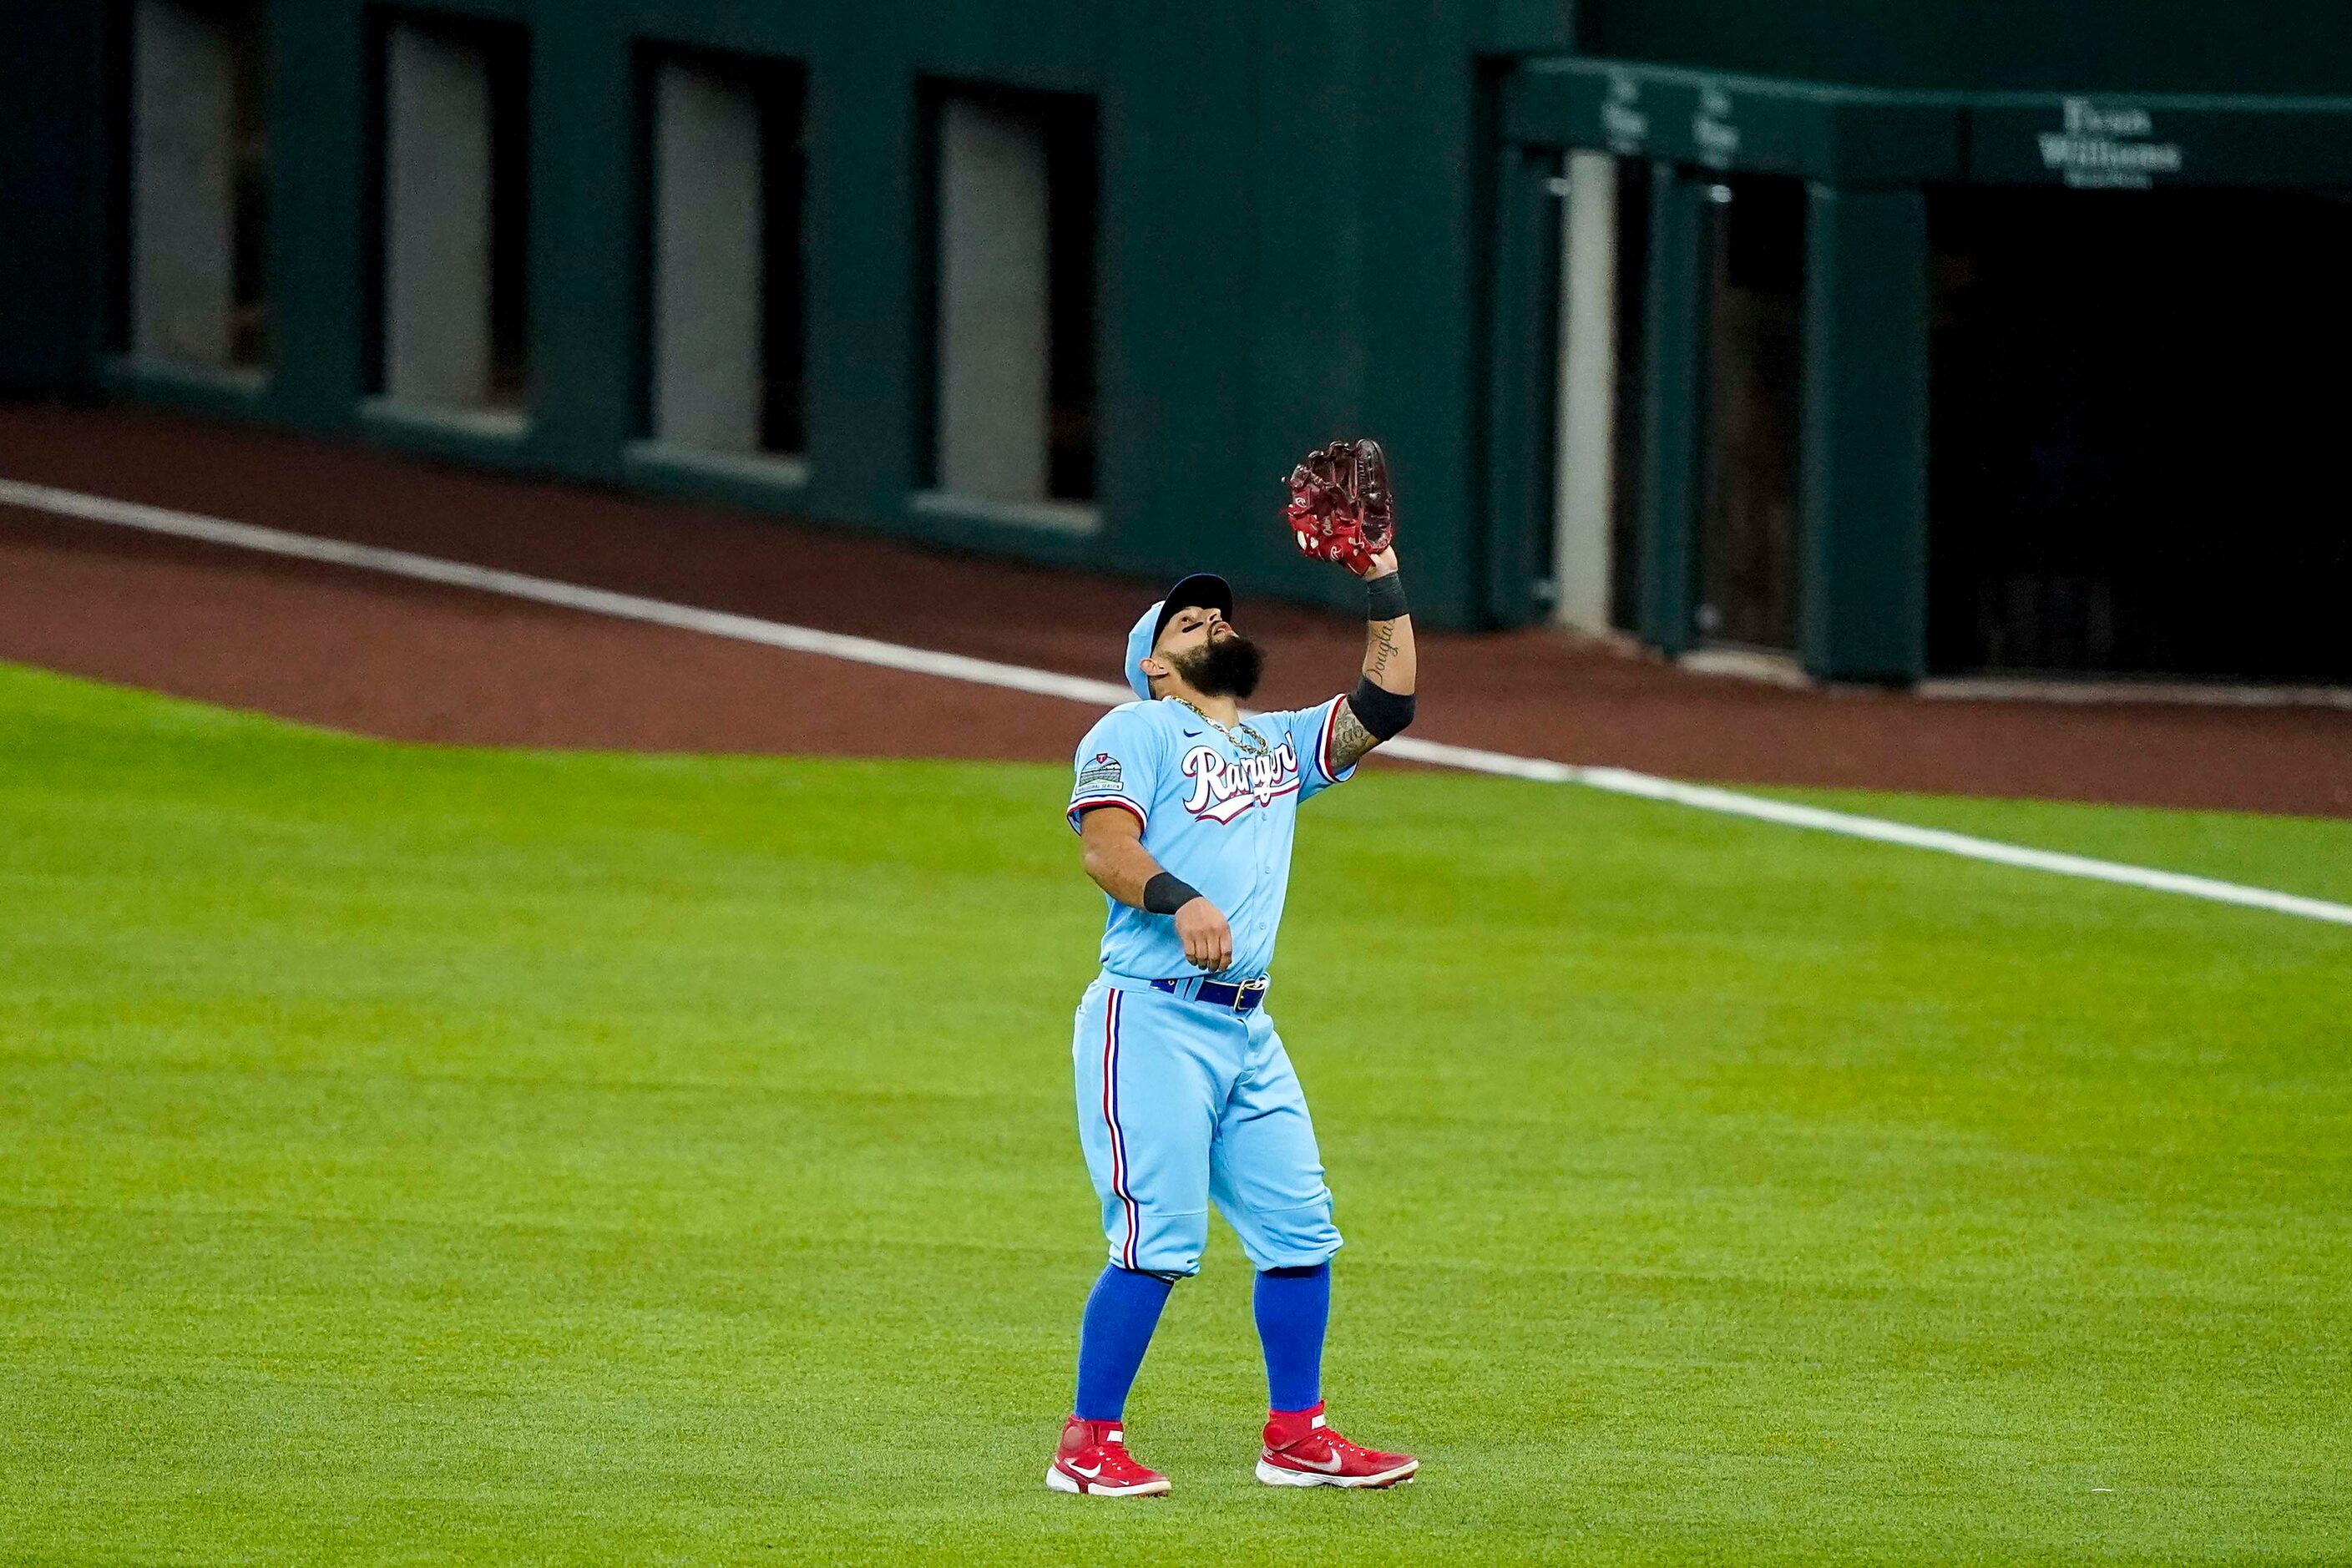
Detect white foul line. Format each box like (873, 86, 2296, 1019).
(3, 475, 2347, 930)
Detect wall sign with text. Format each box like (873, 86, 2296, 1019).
(1975, 94, 2352, 188)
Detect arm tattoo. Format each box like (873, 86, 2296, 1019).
(1328, 700, 1380, 771)
(1364, 620, 1399, 685)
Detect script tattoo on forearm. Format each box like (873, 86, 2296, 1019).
(1364, 620, 1400, 685)
(1328, 700, 1380, 771)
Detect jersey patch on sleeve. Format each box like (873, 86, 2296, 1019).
(1076, 752, 1125, 792)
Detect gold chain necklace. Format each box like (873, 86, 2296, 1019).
(1175, 697, 1274, 759)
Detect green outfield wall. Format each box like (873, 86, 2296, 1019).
(1, 0, 1571, 630)
(4, 2, 2349, 680)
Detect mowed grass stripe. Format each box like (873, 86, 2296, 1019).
(1, 663, 2347, 1565)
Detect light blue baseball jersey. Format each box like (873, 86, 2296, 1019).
(1066, 695, 1355, 981)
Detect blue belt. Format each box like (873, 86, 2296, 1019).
(1151, 975, 1269, 1014)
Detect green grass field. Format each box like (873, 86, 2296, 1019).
(3, 660, 2348, 1565)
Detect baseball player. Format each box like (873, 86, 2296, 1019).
(1050, 442, 1419, 1497)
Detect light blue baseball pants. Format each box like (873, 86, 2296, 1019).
(1071, 974, 1343, 1277)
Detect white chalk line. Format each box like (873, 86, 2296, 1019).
(3, 474, 2346, 930)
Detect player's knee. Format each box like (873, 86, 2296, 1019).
(1249, 1238, 1341, 1272)
(1235, 1198, 1342, 1271)
(1123, 1242, 1204, 1279)
(1119, 1210, 1209, 1278)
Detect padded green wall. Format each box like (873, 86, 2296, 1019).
(13, 0, 2352, 640)
(4, 0, 1572, 629)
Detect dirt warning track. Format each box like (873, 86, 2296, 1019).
(1, 403, 2346, 817)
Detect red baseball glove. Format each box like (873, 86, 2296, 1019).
(1283, 438, 1395, 577)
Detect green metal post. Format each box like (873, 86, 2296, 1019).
(527, 12, 635, 478)
(802, 36, 917, 524)
(1479, 141, 1560, 625)
(1799, 184, 1929, 683)
(266, 3, 370, 427)
(1637, 163, 1706, 655)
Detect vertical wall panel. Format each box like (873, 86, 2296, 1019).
(934, 96, 1050, 502)
(797, 33, 910, 520)
(129, 0, 236, 367)
(1800, 184, 1930, 681)
(382, 23, 493, 408)
(650, 63, 763, 452)
(527, 10, 632, 473)
(1355, 0, 1488, 625)
(1636, 164, 1706, 654)
(1251, 0, 1368, 509)
(1478, 142, 1560, 625)
(264, 1, 366, 425)
(1098, 1, 1252, 579)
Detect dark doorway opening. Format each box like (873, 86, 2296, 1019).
(1608, 157, 1652, 633)
(1930, 187, 2352, 682)
(1695, 172, 1806, 652)
(481, 25, 531, 411)
(756, 66, 809, 456)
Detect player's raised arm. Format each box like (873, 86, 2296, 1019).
(1325, 545, 1416, 773)
(1283, 439, 1417, 773)
(1077, 806, 1233, 973)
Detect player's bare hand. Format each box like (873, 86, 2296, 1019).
(1174, 898, 1233, 974)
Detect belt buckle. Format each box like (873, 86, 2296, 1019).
(1235, 977, 1267, 1013)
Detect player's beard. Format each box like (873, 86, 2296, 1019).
(1171, 633, 1266, 700)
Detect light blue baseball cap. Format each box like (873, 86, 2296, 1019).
(1124, 572, 1233, 700)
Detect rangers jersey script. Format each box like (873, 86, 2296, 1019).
(1066, 695, 1356, 981)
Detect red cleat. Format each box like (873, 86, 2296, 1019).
(1046, 1415, 1171, 1497)
(1257, 1402, 1419, 1489)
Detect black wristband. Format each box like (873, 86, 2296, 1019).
(1142, 872, 1202, 916)
(1348, 675, 1416, 741)
(1365, 570, 1409, 621)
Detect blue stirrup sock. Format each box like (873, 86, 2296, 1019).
(1253, 1262, 1331, 1414)
(1073, 1265, 1175, 1422)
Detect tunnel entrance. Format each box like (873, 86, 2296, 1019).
(1929, 186, 2352, 682)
